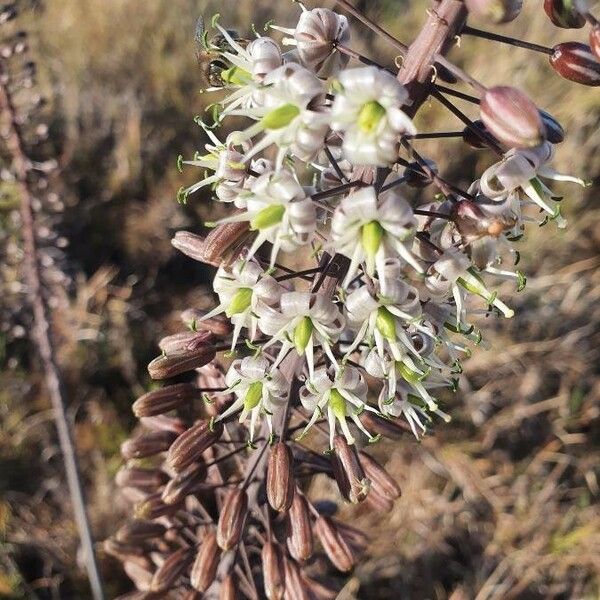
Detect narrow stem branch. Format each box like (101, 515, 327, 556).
(433, 83, 480, 104)
(461, 25, 554, 56)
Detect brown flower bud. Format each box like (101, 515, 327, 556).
(550, 42, 600, 86)
(116, 520, 166, 544)
(115, 466, 169, 491)
(365, 486, 394, 513)
(262, 542, 285, 600)
(161, 463, 207, 505)
(543, 0, 585, 28)
(591, 26, 600, 60)
(104, 538, 147, 561)
(158, 330, 218, 355)
(180, 309, 233, 337)
(220, 574, 238, 600)
(305, 576, 338, 600)
(120, 430, 176, 460)
(167, 420, 223, 472)
(172, 222, 249, 267)
(314, 516, 355, 572)
(480, 86, 544, 148)
(139, 415, 187, 435)
(266, 442, 295, 513)
(287, 488, 314, 562)
(132, 383, 198, 418)
(465, 0, 522, 23)
(283, 558, 311, 600)
(135, 493, 182, 520)
(334, 520, 369, 552)
(359, 412, 411, 440)
(331, 436, 370, 504)
(359, 452, 401, 501)
(217, 488, 248, 551)
(148, 344, 216, 380)
(190, 530, 221, 592)
(462, 120, 491, 149)
(539, 109, 565, 144)
(150, 547, 192, 593)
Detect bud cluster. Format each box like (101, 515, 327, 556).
(111, 3, 592, 597)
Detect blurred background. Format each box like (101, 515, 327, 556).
(1, 0, 599, 598)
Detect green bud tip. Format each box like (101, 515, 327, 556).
(357, 100, 386, 133)
(361, 220, 384, 259)
(376, 306, 397, 340)
(225, 287, 253, 317)
(250, 204, 285, 230)
(243, 381, 263, 411)
(294, 316, 314, 354)
(261, 103, 301, 130)
(329, 388, 347, 420)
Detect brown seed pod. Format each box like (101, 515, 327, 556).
(134, 493, 182, 520)
(220, 573, 238, 600)
(115, 466, 169, 491)
(167, 420, 223, 472)
(480, 86, 544, 148)
(216, 488, 248, 551)
(190, 530, 221, 592)
(283, 558, 311, 600)
(266, 442, 295, 512)
(539, 109, 565, 144)
(132, 383, 198, 418)
(314, 516, 355, 572)
(287, 488, 314, 562)
(359, 452, 401, 501)
(116, 520, 167, 544)
(465, 0, 522, 24)
(104, 538, 148, 562)
(365, 485, 394, 513)
(591, 26, 600, 60)
(331, 436, 370, 504)
(180, 308, 233, 337)
(148, 344, 216, 380)
(161, 463, 207, 505)
(150, 547, 192, 593)
(262, 542, 286, 600)
(139, 414, 188, 435)
(359, 412, 411, 440)
(550, 42, 600, 86)
(543, 0, 585, 28)
(304, 576, 338, 600)
(120, 430, 177, 460)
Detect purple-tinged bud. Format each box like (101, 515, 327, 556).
(331, 436, 370, 504)
(190, 530, 221, 592)
(551, 42, 600, 86)
(116, 520, 166, 544)
(217, 488, 248, 551)
(180, 309, 233, 337)
(283, 558, 311, 600)
(287, 488, 314, 562)
(150, 547, 192, 593)
(359, 452, 401, 501)
(314, 516, 355, 572)
(480, 86, 544, 148)
(591, 26, 600, 60)
(220, 574, 238, 600)
(167, 420, 223, 472)
(139, 415, 187, 435)
(115, 466, 169, 491)
(465, 0, 522, 23)
(132, 383, 198, 418)
(134, 493, 182, 520)
(543, 0, 585, 28)
(148, 338, 216, 380)
(120, 430, 176, 460)
(462, 120, 492, 149)
(161, 463, 207, 505)
(267, 442, 295, 513)
(539, 109, 565, 144)
(365, 485, 394, 513)
(359, 412, 411, 440)
(262, 542, 285, 600)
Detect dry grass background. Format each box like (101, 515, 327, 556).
(0, 0, 599, 598)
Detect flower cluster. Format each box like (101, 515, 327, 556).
(111, 2, 593, 597)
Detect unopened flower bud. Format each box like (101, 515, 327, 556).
(262, 542, 285, 600)
(331, 436, 370, 504)
(115, 466, 169, 491)
(267, 442, 295, 512)
(147, 345, 216, 380)
(180, 309, 233, 337)
(539, 109, 565, 144)
(161, 463, 207, 504)
(150, 547, 192, 593)
(465, 0, 522, 23)
(139, 414, 187, 435)
(480, 86, 544, 148)
(287, 488, 314, 561)
(365, 486, 394, 513)
(550, 42, 600, 86)
(314, 516, 355, 572)
(167, 420, 223, 472)
(116, 520, 166, 544)
(359, 411, 411, 440)
(134, 493, 182, 520)
(283, 558, 311, 600)
(120, 430, 176, 459)
(217, 488, 248, 551)
(543, 0, 585, 28)
(190, 530, 221, 592)
(132, 383, 198, 417)
(220, 573, 238, 600)
(158, 330, 216, 354)
(359, 452, 401, 501)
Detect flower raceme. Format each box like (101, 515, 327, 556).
(113, 3, 593, 598)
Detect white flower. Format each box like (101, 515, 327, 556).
(297, 366, 378, 448)
(227, 63, 329, 166)
(330, 185, 422, 290)
(214, 168, 317, 267)
(258, 291, 345, 379)
(331, 66, 416, 166)
(216, 356, 289, 441)
(199, 258, 285, 350)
